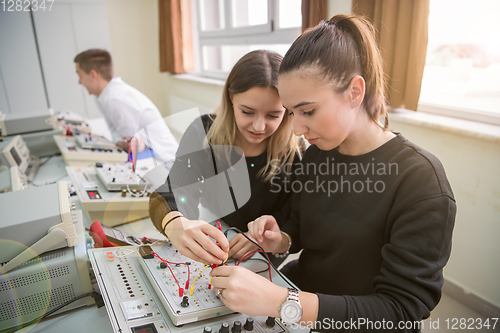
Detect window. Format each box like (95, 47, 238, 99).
(418, 0, 500, 125)
(193, 0, 302, 80)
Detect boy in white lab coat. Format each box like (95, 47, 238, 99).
(74, 49, 178, 165)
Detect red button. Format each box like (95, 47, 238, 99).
(89, 192, 95, 198)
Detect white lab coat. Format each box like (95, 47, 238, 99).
(96, 77, 178, 166)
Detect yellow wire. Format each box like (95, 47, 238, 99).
(190, 264, 209, 296)
(208, 253, 228, 290)
(190, 253, 228, 296)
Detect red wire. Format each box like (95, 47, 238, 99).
(235, 250, 262, 266)
(235, 250, 272, 282)
(156, 253, 191, 289)
(151, 251, 191, 296)
(214, 221, 222, 231)
(212, 223, 271, 281)
(129, 138, 138, 172)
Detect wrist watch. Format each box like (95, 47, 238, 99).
(279, 288, 302, 325)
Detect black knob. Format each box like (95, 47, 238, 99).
(203, 327, 212, 333)
(219, 322, 229, 333)
(243, 318, 254, 331)
(266, 316, 275, 327)
(159, 262, 167, 269)
(112, 177, 116, 182)
(180, 296, 189, 307)
(231, 321, 241, 333)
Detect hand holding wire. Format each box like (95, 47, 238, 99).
(209, 265, 286, 317)
(165, 217, 229, 265)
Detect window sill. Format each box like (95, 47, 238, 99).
(171, 73, 225, 87)
(389, 108, 500, 143)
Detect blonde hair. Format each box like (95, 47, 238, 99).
(206, 50, 299, 182)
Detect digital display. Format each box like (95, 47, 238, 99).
(10, 147, 22, 166)
(86, 190, 101, 199)
(131, 324, 158, 333)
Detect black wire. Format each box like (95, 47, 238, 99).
(38, 153, 60, 167)
(1, 292, 99, 333)
(227, 257, 270, 274)
(243, 258, 271, 274)
(30, 174, 67, 187)
(39, 155, 53, 166)
(224, 227, 295, 289)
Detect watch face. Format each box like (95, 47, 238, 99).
(280, 300, 303, 324)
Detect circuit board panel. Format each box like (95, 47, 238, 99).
(138, 243, 232, 325)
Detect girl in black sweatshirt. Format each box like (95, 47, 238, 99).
(208, 14, 456, 333)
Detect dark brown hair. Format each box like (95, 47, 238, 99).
(207, 50, 298, 181)
(74, 49, 113, 81)
(280, 14, 388, 129)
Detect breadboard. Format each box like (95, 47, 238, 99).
(137, 244, 231, 325)
(54, 135, 127, 166)
(95, 163, 147, 191)
(74, 133, 117, 150)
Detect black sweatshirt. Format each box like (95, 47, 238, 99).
(155, 114, 298, 232)
(280, 134, 456, 332)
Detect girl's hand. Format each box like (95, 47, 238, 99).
(210, 266, 287, 317)
(228, 233, 258, 260)
(165, 215, 229, 265)
(247, 215, 283, 253)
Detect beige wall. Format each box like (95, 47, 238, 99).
(165, 76, 223, 115)
(106, 0, 166, 114)
(327, 0, 352, 18)
(390, 120, 500, 308)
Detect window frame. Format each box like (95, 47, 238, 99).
(193, 0, 301, 80)
(417, 102, 500, 127)
(417, 0, 500, 126)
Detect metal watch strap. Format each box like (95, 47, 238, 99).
(287, 288, 300, 304)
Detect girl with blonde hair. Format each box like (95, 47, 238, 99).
(150, 50, 301, 263)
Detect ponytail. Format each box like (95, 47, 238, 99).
(280, 14, 389, 130)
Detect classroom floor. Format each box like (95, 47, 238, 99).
(422, 294, 496, 333)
